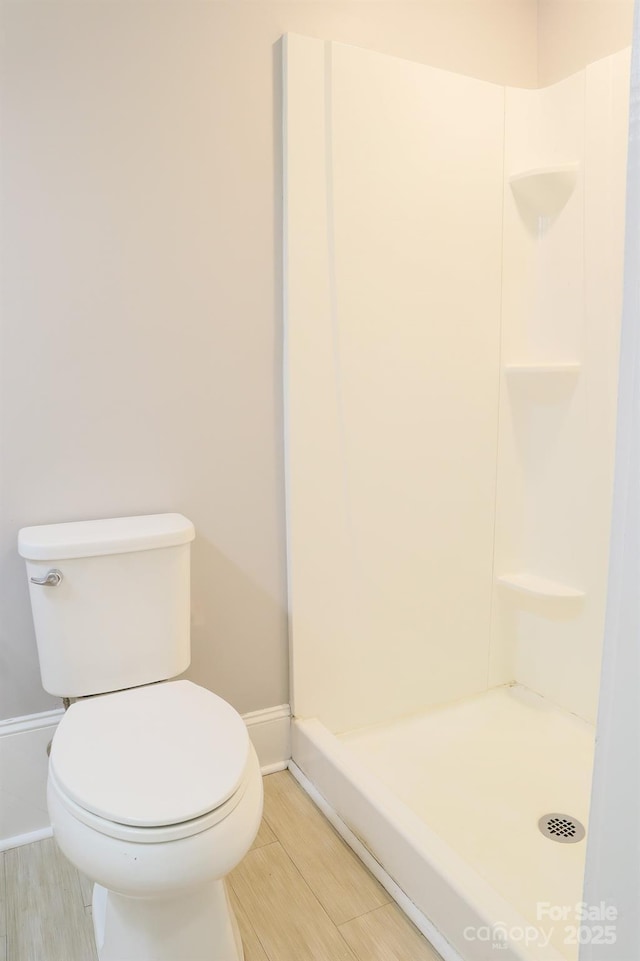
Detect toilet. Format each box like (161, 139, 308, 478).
(18, 513, 263, 961)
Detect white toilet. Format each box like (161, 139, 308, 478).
(18, 513, 263, 961)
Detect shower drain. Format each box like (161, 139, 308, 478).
(538, 813, 586, 844)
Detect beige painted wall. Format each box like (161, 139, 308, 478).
(0, 0, 537, 721)
(538, 0, 634, 85)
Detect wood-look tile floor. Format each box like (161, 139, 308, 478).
(1, 770, 442, 961)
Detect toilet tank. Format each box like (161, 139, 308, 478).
(18, 514, 195, 698)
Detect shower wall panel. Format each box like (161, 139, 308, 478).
(490, 51, 630, 722)
(285, 36, 505, 733)
(286, 35, 629, 734)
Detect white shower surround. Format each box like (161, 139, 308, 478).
(284, 34, 630, 961)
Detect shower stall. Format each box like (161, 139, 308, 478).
(283, 34, 631, 961)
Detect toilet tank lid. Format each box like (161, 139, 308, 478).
(18, 513, 195, 560)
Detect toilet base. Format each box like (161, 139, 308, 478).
(92, 879, 244, 961)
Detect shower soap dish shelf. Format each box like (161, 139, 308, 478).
(497, 572, 585, 599)
(505, 362, 581, 376)
(508, 163, 578, 220)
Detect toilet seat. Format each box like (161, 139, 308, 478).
(50, 679, 250, 829)
(48, 750, 256, 843)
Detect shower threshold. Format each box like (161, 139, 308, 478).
(290, 685, 594, 961)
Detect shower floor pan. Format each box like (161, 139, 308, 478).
(290, 685, 594, 961)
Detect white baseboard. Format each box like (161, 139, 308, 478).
(0, 708, 63, 852)
(0, 827, 54, 853)
(243, 704, 291, 773)
(0, 701, 291, 851)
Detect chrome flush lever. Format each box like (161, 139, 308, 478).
(30, 569, 63, 587)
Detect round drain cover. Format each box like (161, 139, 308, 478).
(538, 813, 586, 844)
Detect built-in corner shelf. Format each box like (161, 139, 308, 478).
(497, 572, 585, 600)
(505, 362, 581, 377)
(508, 163, 579, 224)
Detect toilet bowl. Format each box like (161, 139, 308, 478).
(47, 680, 263, 961)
